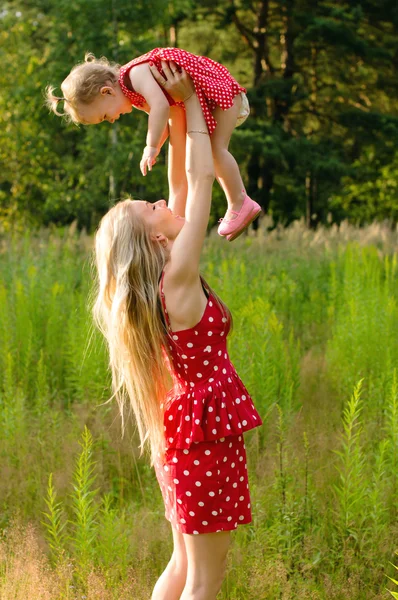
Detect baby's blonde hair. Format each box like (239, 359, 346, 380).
(45, 52, 120, 124)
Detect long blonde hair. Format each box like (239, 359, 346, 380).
(45, 52, 120, 124)
(91, 199, 233, 468)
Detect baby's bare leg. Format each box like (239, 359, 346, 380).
(168, 105, 188, 218)
(211, 95, 245, 220)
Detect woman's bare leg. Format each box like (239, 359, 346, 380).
(180, 531, 231, 600)
(151, 524, 188, 600)
(211, 95, 246, 222)
(167, 105, 188, 218)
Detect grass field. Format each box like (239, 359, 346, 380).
(0, 218, 397, 599)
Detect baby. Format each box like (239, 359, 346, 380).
(46, 47, 262, 241)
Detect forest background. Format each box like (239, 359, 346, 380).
(1, 0, 398, 233)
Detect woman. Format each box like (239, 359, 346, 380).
(92, 61, 263, 600)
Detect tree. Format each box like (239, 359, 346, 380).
(0, 0, 397, 229)
(187, 0, 398, 226)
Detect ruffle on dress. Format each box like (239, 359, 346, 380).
(162, 370, 262, 450)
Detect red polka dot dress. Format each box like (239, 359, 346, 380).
(154, 271, 263, 535)
(118, 47, 247, 135)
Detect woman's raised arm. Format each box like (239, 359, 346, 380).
(149, 61, 215, 287)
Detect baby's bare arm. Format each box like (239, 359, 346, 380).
(135, 102, 170, 149)
(129, 62, 170, 148)
(134, 100, 150, 114)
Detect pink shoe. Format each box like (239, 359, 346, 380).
(218, 193, 262, 241)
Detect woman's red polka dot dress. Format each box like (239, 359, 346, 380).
(154, 272, 263, 535)
(118, 47, 246, 135)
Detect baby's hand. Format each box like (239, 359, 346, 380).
(140, 145, 158, 176)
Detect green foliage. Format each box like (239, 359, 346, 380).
(387, 550, 398, 598)
(1, 0, 398, 229)
(331, 152, 398, 223)
(41, 473, 68, 565)
(367, 438, 389, 541)
(40, 426, 136, 592)
(96, 493, 131, 580)
(69, 426, 100, 582)
(1, 228, 398, 595)
(332, 379, 367, 552)
(385, 369, 398, 509)
(326, 244, 398, 406)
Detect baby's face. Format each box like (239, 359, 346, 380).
(78, 84, 132, 125)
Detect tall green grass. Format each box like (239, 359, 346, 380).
(41, 426, 134, 593)
(0, 222, 398, 598)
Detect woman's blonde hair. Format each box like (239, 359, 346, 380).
(45, 52, 120, 124)
(91, 199, 233, 468)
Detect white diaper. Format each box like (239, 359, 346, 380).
(235, 92, 250, 127)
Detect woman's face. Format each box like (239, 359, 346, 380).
(130, 199, 185, 240)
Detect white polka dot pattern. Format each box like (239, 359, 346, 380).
(158, 269, 263, 451)
(154, 435, 252, 535)
(118, 47, 247, 135)
(155, 266, 261, 534)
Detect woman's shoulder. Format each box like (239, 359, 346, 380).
(160, 265, 210, 331)
(161, 262, 205, 293)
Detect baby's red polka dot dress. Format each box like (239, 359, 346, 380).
(154, 271, 263, 535)
(118, 47, 247, 135)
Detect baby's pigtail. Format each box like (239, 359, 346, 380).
(84, 52, 96, 63)
(44, 84, 69, 117)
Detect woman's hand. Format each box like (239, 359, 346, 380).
(149, 60, 195, 103)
